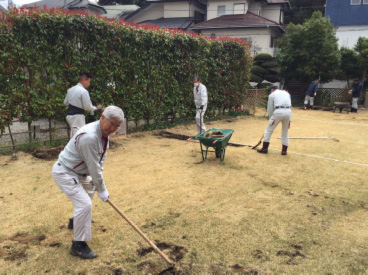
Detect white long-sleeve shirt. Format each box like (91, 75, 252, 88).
(58, 121, 109, 192)
(193, 83, 208, 107)
(64, 83, 96, 114)
(267, 89, 292, 117)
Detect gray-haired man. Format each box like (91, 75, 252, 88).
(52, 106, 124, 259)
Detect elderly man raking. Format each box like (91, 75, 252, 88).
(257, 86, 292, 155)
(52, 106, 124, 259)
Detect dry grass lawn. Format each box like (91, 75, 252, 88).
(0, 108, 368, 274)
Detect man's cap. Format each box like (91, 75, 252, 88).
(354, 78, 359, 82)
(270, 85, 278, 90)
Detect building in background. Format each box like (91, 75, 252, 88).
(25, 0, 107, 15)
(125, 0, 206, 31)
(102, 4, 139, 20)
(191, 0, 290, 57)
(325, 0, 368, 49)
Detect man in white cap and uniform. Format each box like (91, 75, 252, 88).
(257, 86, 292, 155)
(52, 106, 124, 259)
(193, 76, 208, 134)
(64, 72, 102, 137)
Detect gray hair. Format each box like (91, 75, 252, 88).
(102, 106, 124, 123)
(193, 76, 201, 82)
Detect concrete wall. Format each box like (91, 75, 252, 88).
(335, 26, 368, 49)
(127, 3, 164, 23)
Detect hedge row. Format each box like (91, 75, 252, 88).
(0, 8, 252, 133)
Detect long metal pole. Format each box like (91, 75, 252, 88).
(107, 199, 174, 266)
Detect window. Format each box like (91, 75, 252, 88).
(210, 33, 216, 38)
(234, 3, 245, 14)
(364, 0, 368, 4)
(280, 10, 284, 24)
(217, 5, 225, 16)
(351, 0, 361, 5)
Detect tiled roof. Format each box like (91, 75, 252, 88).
(191, 12, 284, 31)
(102, 4, 139, 19)
(140, 17, 195, 30)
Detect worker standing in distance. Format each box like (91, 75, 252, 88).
(64, 72, 102, 137)
(257, 86, 292, 155)
(193, 76, 208, 134)
(304, 79, 319, 110)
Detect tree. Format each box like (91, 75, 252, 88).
(250, 53, 279, 88)
(284, 0, 326, 24)
(354, 37, 368, 84)
(277, 11, 340, 84)
(335, 47, 362, 87)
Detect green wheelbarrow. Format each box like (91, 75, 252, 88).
(192, 128, 234, 163)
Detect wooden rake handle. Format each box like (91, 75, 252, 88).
(107, 199, 174, 266)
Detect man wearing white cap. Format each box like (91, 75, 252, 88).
(257, 86, 292, 155)
(52, 106, 124, 259)
(193, 76, 208, 134)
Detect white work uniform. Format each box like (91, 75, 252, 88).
(52, 120, 110, 241)
(193, 83, 208, 134)
(264, 89, 292, 146)
(64, 83, 96, 137)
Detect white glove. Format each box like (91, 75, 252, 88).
(314, 93, 316, 97)
(98, 190, 109, 202)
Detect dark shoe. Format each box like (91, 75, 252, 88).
(68, 218, 94, 230)
(350, 107, 354, 112)
(257, 142, 269, 154)
(309, 106, 313, 110)
(304, 105, 308, 110)
(70, 241, 98, 259)
(282, 145, 288, 155)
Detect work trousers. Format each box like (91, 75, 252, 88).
(195, 105, 207, 134)
(304, 96, 314, 106)
(52, 162, 96, 241)
(264, 109, 292, 146)
(66, 114, 86, 138)
(352, 97, 358, 109)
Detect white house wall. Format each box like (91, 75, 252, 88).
(200, 28, 275, 56)
(260, 5, 281, 23)
(335, 26, 368, 49)
(207, 0, 250, 20)
(164, 2, 189, 18)
(128, 3, 164, 23)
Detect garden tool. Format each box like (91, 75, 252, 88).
(251, 135, 264, 149)
(107, 199, 174, 267)
(277, 136, 340, 142)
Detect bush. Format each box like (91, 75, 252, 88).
(0, 8, 252, 133)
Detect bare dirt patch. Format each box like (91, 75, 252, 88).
(137, 241, 188, 262)
(31, 146, 64, 160)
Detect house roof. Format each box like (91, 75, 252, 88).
(125, 0, 205, 21)
(267, 0, 291, 8)
(140, 17, 195, 29)
(102, 4, 139, 19)
(146, 0, 206, 7)
(191, 12, 285, 32)
(25, 0, 107, 14)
